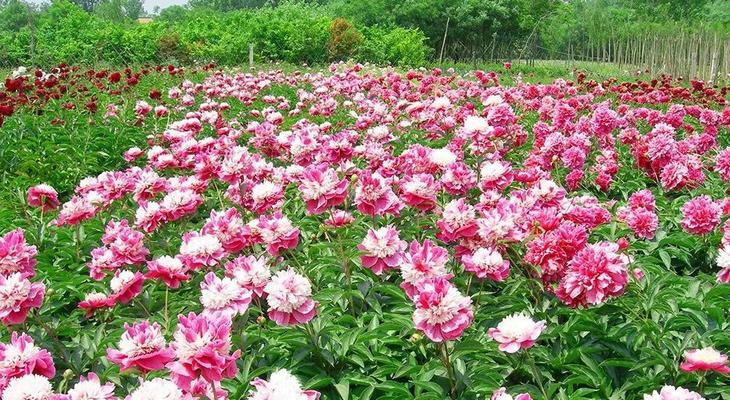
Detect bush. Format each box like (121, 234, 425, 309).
(359, 25, 429, 66)
(327, 17, 362, 61)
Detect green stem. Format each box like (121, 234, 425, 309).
(33, 313, 79, 375)
(437, 342, 457, 399)
(526, 351, 549, 400)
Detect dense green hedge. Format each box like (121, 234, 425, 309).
(0, 0, 429, 67)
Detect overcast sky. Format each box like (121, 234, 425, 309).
(27, 0, 188, 13)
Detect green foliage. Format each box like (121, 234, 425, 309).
(358, 26, 428, 66)
(0, 0, 427, 67)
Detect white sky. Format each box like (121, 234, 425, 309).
(26, 0, 188, 13)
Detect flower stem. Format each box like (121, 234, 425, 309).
(526, 351, 549, 400)
(437, 342, 457, 399)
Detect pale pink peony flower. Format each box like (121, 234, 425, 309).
(488, 313, 546, 353)
(400, 240, 450, 300)
(462, 248, 510, 282)
(298, 164, 348, 215)
(109, 270, 144, 305)
(145, 256, 189, 289)
(248, 369, 320, 400)
(67, 373, 117, 400)
(200, 272, 252, 317)
(106, 321, 175, 373)
(224, 255, 271, 298)
(263, 269, 317, 326)
(0, 273, 44, 325)
(681, 196, 721, 235)
(556, 241, 629, 308)
(26, 184, 60, 211)
(643, 385, 704, 400)
(168, 312, 240, 392)
(0, 332, 55, 390)
(412, 277, 473, 342)
(2, 374, 54, 400)
(358, 226, 407, 275)
(491, 388, 532, 400)
(134, 202, 164, 233)
(126, 378, 189, 400)
(178, 232, 226, 270)
(0, 229, 37, 278)
(680, 347, 730, 374)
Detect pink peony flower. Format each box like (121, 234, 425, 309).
(200, 272, 252, 317)
(488, 313, 546, 353)
(680, 347, 730, 374)
(178, 232, 226, 270)
(643, 385, 704, 400)
(0, 332, 55, 390)
(556, 241, 629, 308)
(324, 210, 354, 227)
(436, 199, 479, 242)
(254, 212, 300, 256)
(248, 369, 320, 400)
(168, 312, 240, 392)
(78, 292, 112, 318)
(109, 270, 144, 305)
(250, 180, 284, 214)
(354, 171, 402, 216)
(263, 269, 317, 326)
(67, 373, 117, 400)
(681, 196, 721, 235)
(106, 321, 175, 373)
(400, 240, 450, 300)
(224, 255, 271, 298)
(0, 229, 37, 278)
(160, 189, 203, 222)
(145, 256, 189, 289)
(491, 388, 532, 400)
(26, 184, 60, 211)
(201, 209, 247, 254)
(412, 277, 473, 342)
(358, 226, 407, 275)
(479, 160, 513, 191)
(462, 248, 510, 282)
(399, 173, 439, 212)
(56, 196, 97, 226)
(298, 164, 348, 215)
(0, 273, 44, 325)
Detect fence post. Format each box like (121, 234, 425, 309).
(439, 16, 450, 65)
(249, 44, 254, 68)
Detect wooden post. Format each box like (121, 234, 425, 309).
(439, 16, 450, 65)
(249, 44, 254, 68)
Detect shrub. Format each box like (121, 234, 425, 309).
(359, 25, 429, 66)
(327, 17, 362, 61)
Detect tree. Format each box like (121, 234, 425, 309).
(70, 0, 101, 12)
(124, 0, 142, 19)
